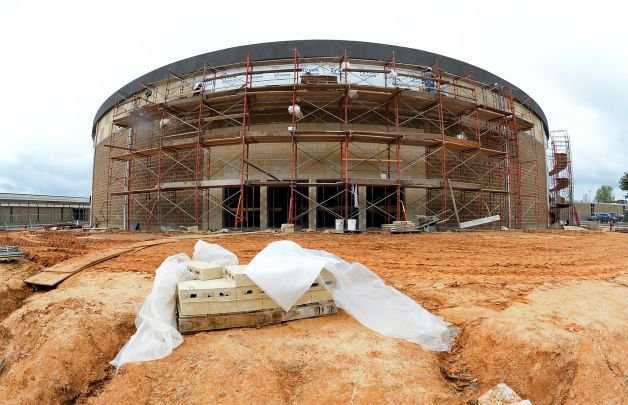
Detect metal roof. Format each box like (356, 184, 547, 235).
(0, 193, 90, 204)
(93, 39, 548, 137)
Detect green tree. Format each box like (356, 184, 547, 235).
(594, 185, 615, 203)
(620, 172, 628, 192)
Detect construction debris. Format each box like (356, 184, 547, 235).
(477, 383, 531, 405)
(0, 246, 23, 261)
(441, 366, 478, 391)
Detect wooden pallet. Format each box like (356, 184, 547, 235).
(178, 300, 337, 333)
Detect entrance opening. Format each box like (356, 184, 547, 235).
(316, 182, 358, 229)
(223, 186, 260, 228)
(268, 185, 308, 229)
(366, 186, 403, 228)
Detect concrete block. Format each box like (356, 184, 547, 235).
(187, 260, 224, 280)
(236, 285, 266, 299)
(224, 265, 254, 286)
(314, 269, 336, 290)
(261, 297, 282, 310)
(179, 298, 264, 316)
(308, 289, 333, 302)
(177, 278, 237, 303)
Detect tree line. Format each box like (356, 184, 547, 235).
(592, 172, 628, 203)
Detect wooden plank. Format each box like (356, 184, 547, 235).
(178, 301, 338, 333)
(41, 249, 128, 273)
(22, 271, 73, 287)
(24, 233, 266, 288)
(202, 113, 245, 123)
(25, 238, 182, 288)
(459, 215, 501, 229)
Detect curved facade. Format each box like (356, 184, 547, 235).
(91, 40, 548, 231)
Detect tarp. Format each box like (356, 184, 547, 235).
(111, 239, 457, 368)
(246, 240, 457, 351)
(110, 242, 238, 369)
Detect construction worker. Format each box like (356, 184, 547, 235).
(424, 67, 435, 93)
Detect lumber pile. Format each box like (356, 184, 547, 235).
(382, 220, 419, 233)
(177, 263, 337, 333)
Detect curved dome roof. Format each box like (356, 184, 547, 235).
(93, 40, 548, 137)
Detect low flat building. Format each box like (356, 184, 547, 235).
(0, 193, 90, 229)
(575, 201, 626, 221)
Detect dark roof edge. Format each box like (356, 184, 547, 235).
(92, 39, 548, 138)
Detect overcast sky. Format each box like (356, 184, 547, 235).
(0, 1, 625, 200)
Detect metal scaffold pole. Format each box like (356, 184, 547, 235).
(435, 65, 448, 224)
(288, 48, 299, 225)
(235, 54, 252, 229)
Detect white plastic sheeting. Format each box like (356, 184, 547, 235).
(110, 253, 192, 369)
(110, 241, 238, 369)
(245, 241, 329, 312)
(246, 240, 457, 351)
(112, 239, 456, 368)
(192, 240, 239, 266)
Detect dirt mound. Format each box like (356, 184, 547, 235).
(87, 312, 457, 404)
(0, 272, 151, 404)
(0, 259, 40, 320)
(1, 230, 628, 403)
(454, 278, 628, 404)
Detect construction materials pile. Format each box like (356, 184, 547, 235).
(110, 239, 456, 369)
(177, 261, 337, 333)
(382, 216, 443, 233)
(381, 220, 419, 233)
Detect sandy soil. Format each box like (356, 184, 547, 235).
(0, 229, 627, 404)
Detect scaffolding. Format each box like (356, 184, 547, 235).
(548, 130, 577, 225)
(98, 49, 545, 231)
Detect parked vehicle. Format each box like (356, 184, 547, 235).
(608, 213, 623, 223)
(595, 213, 611, 223)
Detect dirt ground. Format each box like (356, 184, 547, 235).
(1, 229, 627, 404)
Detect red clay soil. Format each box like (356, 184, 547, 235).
(1, 230, 627, 404)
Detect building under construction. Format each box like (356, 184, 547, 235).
(90, 40, 548, 231)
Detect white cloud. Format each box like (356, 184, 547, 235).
(0, 0, 625, 199)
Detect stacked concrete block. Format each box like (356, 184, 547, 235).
(187, 260, 224, 280)
(176, 263, 336, 318)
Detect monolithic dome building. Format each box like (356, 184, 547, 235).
(91, 40, 548, 231)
